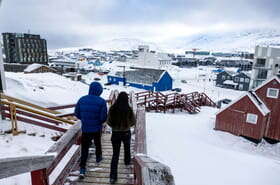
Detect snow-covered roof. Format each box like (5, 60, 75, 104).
(223, 80, 238, 85)
(216, 92, 270, 116)
(24, 63, 43, 72)
(224, 70, 237, 76)
(253, 76, 280, 92)
(247, 92, 270, 116)
(111, 67, 167, 85)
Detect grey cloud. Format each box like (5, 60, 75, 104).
(0, 0, 279, 49)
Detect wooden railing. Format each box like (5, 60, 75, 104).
(133, 105, 175, 185)
(0, 94, 76, 135)
(0, 155, 55, 180)
(0, 122, 81, 185)
(134, 90, 216, 114)
(31, 122, 81, 185)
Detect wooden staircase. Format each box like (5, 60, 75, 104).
(66, 134, 134, 185)
(135, 91, 216, 114)
(67, 133, 135, 185)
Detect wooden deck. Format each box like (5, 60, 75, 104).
(67, 133, 135, 185)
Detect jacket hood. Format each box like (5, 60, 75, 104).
(88, 82, 103, 96)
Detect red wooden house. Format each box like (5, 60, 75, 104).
(215, 76, 280, 142)
(254, 76, 280, 141)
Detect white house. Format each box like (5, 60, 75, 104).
(130, 45, 172, 69)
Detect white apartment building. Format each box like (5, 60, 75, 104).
(250, 45, 280, 89)
(131, 45, 172, 69)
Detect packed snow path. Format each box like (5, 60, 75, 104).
(68, 133, 135, 185)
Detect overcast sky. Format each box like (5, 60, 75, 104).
(0, 0, 279, 49)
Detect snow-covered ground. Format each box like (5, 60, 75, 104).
(1, 63, 279, 185)
(146, 108, 280, 185)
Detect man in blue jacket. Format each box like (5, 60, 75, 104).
(75, 82, 108, 178)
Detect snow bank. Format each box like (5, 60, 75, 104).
(146, 107, 280, 185)
(5, 72, 89, 106)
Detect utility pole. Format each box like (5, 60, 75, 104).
(118, 65, 126, 86)
(0, 42, 6, 122)
(0, 43, 6, 93)
(192, 48, 198, 58)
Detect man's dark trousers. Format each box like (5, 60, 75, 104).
(80, 131, 102, 169)
(110, 130, 131, 179)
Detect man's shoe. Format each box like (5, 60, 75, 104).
(96, 156, 103, 163)
(79, 168, 86, 179)
(110, 178, 117, 184)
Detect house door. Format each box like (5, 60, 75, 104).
(231, 110, 245, 136)
(238, 84, 243, 90)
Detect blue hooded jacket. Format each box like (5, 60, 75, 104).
(75, 82, 108, 133)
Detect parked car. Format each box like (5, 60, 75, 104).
(181, 80, 187, 83)
(104, 82, 112, 86)
(222, 98, 231, 104)
(171, 88, 182, 92)
(94, 77, 101, 81)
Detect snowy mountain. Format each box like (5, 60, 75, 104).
(93, 38, 162, 52)
(166, 28, 280, 53)
(52, 29, 280, 54)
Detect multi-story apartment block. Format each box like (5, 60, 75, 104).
(250, 45, 280, 89)
(2, 32, 48, 64)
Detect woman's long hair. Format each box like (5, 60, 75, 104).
(110, 91, 132, 128)
(112, 92, 130, 112)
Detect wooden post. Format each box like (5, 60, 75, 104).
(9, 104, 18, 136)
(31, 169, 49, 185)
(173, 94, 176, 113)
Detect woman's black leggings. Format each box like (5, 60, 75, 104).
(110, 130, 131, 179)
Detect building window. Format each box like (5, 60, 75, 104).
(246, 113, 258, 124)
(235, 77, 239, 82)
(240, 78, 244, 82)
(267, 88, 279, 98)
(222, 75, 225, 80)
(255, 58, 266, 67)
(245, 78, 249, 83)
(257, 69, 268, 79)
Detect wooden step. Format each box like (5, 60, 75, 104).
(86, 172, 134, 179)
(85, 167, 133, 174)
(78, 176, 133, 185)
(87, 163, 133, 169)
(88, 158, 130, 164)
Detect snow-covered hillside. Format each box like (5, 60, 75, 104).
(163, 28, 280, 53)
(93, 38, 162, 52)
(51, 28, 280, 54)
(50, 38, 162, 53)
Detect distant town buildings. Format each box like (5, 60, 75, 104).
(2, 32, 48, 64)
(216, 70, 251, 91)
(250, 46, 280, 89)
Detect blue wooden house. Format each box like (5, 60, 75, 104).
(107, 67, 173, 91)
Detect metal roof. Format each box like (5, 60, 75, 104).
(114, 68, 166, 85)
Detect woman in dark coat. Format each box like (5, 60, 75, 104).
(107, 92, 136, 184)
